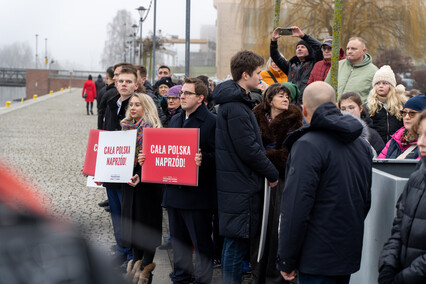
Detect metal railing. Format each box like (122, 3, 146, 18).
(0, 68, 26, 87)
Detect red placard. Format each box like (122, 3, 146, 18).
(141, 128, 199, 186)
(83, 129, 102, 176)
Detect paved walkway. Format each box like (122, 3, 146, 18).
(0, 89, 254, 283)
(0, 89, 178, 282)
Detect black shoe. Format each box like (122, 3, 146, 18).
(158, 242, 172, 250)
(90, 110, 94, 115)
(98, 200, 109, 207)
(104, 206, 111, 212)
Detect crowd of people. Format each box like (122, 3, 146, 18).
(86, 25, 425, 284)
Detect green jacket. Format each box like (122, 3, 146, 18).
(325, 53, 378, 101)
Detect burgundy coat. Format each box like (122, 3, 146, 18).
(82, 80, 97, 102)
(307, 47, 345, 85)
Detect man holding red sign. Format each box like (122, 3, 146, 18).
(161, 77, 217, 284)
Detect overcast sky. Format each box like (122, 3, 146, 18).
(0, 0, 217, 71)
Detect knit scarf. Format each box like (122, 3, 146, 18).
(120, 117, 153, 165)
(400, 128, 415, 147)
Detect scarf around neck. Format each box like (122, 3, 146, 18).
(120, 117, 154, 165)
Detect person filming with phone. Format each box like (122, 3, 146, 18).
(270, 26, 323, 105)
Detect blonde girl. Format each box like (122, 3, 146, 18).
(366, 65, 403, 143)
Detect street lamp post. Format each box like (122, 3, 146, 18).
(136, 6, 147, 66)
(45, 38, 48, 69)
(35, 34, 38, 69)
(132, 24, 138, 64)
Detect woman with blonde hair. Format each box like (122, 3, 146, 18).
(260, 57, 288, 86)
(365, 65, 404, 143)
(120, 92, 162, 284)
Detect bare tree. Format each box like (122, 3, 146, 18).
(0, 42, 34, 68)
(100, 10, 135, 68)
(237, 0, 426, 60)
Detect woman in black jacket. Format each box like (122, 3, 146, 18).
(378, 109, 426, 284)
(253, 83, 303, 283)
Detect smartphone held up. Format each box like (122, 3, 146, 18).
(278, 28, 293, 36)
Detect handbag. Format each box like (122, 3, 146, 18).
(83, 93, 88, 99)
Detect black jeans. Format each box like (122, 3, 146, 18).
(86, 102, 93, 114)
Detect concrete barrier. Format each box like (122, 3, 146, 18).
(350, 160, 418, 284)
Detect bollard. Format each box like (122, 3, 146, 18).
(5, 101, 11, 108)
(33, 94, 38, 100)
(21, 98, 24, 103)
(50, 90, 53, 94)
(60, 88, 64, 91)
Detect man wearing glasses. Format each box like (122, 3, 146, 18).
(307, 37, 346, 85)
(162, 77, 217, 283)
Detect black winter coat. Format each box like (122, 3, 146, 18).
(270, 35, 323, 105)
(379, 158, 426, 284)
(362, 114, 386, 155)
(162, 104, 217, 210)
(366, 104, 403, 144)
(121, 163, 163, 251)
(253, 104, 303, 177)
(103, 94, 129, 131)
(144, 81, 167, 125)
(98, 83, 118, 130)
(212, 80, 279, 239)
(277, 102, 372, 275)
(95, 78, 105, 99)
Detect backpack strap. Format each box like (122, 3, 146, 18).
(396, 145, 417, 160)
(267, 70, 278, 84)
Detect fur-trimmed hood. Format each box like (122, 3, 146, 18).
(253, 104, 303, 176)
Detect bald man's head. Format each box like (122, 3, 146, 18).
(302, 82, 336, 122)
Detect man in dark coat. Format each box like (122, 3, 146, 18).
(277, 81, 372, 284)
(97, 66, 114, 129)
(102, 65, 139, 265)
(270, 26, 323, 105)
(95, 74, 106, 109)
(212, 50, 279, 284)
(162, 77, 217, 284)
(136, 65, 167, 124)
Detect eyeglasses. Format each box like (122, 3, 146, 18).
(401, 110, 418, 118)
(321, 46, 332, 51)
(178, 91, 197, 97)
(167, 96, 179, 100)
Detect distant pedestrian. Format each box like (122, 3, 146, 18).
(95, 74, 105, 111)
(277, 81, 372, 284)
(82, 75, 97, 115)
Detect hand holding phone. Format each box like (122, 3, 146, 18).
(278, 28, 293, 36)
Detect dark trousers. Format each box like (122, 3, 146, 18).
(168, 207, 214, 284)
(86, 102, 93, 114)
(298, 273, 350, 284)
(106, 184, 131, 260)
